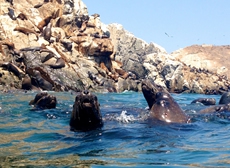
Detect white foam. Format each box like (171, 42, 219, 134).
(116, 110, 136, 123)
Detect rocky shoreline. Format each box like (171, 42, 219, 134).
(0, 0, 229, 94)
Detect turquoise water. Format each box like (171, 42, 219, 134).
(0, 91, 230, 167)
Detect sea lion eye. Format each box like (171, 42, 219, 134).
(156, 92, 163, 98)
(75, 96, 79, 101)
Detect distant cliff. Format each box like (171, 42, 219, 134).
(171, 45, 230, 78)
(0, 0, 229, 94)
(107, 23, 230, 94)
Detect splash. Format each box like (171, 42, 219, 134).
(116, 110, 136, 123)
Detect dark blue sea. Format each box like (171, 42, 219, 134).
(0, 91, 230, 167)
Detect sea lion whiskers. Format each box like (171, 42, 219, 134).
(70, 90, 103, 131)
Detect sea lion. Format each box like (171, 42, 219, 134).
(197, 92, 230, 114)
(91, 32, 101, 38)
(199, 104, 230, 114)
(219, 92, 230, 105)
(43, 22, 52, 41)
(53, 9, 61, 19)
(6, 0, 13, 5)
(8, 8, 16, 20)
(141, 79, 167, 109)
(33, 70, 53, 91)
(150, 92, 190, 123)
(191, 98, 216, 106)
(88, 71, 104, 86)
(49, 58, 65, 69)
(56, 0, 62, 4)
(37, 16, 52, 32)
(142, 79, 190, 123)
(2, 40, 15, 50)
(29, 92, 57, 109)
(20, 46, 42, 52)
(13, 27, 39, 40)
(22, 74, 32, 90)
(60, 40, 72, 51)
(34, 2, 44, 8)
(2, 62, 25, 79)
(79, 21, 87, 32)
(69, 90, 103, 131)
(115, 68, 129, 79)
(17, 13, 28, 20)
(0, 44, 4, 56)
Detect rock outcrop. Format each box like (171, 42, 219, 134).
(108, 24, 230, 94)
(0, 0, 229, 94)
(0, 0, 137, 92)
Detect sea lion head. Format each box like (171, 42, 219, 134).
(141, 79, 167, 109)
(70, 90, 103, 131)
(219, 92, 230, 105)
(150, 92, 189, 123)
(142, 79, 189, 124)
(191, 98, 216, 105)
(29, 92, 57, 109)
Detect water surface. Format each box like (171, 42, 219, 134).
(0, 91, 230, 167)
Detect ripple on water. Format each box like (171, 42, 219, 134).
(0, 91, 230, 167)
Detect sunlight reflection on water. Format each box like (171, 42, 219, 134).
(0, 91, 230, 167)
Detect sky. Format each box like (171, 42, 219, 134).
(83, 0, 230, 53)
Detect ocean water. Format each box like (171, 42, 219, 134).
(0, 91, 230, 167)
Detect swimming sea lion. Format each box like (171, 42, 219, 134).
(29, 92, 57, 109)
(191, 98, 216, 105)
(196, 92, 230, 114)
(70, 90, 103, 131)
(219, 92, 230, 105)
(141, 79, 167, 109)
(199, 104, 230, 114)
(197, 92, 230, 114)
(142, 79, 190, 123)
(150, 92, 190, 123)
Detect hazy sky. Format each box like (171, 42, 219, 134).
(83, 0, 230, 53)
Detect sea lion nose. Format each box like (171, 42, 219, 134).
(83, 90, 89, 95)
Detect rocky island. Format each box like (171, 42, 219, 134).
(0, 0, 229, 94)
